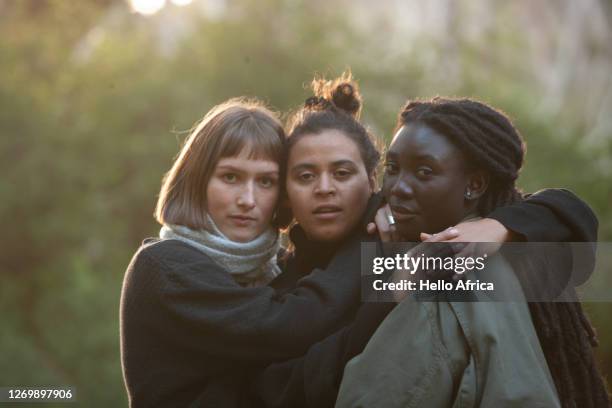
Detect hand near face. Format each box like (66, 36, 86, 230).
(366, 204, 399, 242)
(368, 204, 514, 273)
(372, 212, 513, 288)
(367, 204, 461, 243)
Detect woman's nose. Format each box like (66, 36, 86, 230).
(390, 176, 414, 198)
(314, 173, 336, 196)
(236, 182, 256, 209)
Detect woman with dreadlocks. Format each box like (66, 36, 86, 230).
(335, 97, 610, 407)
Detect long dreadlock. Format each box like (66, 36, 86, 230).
(398, 97, 610, 408)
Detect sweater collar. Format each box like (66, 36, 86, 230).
(289, 224, 342, 275)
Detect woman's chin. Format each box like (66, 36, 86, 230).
(305, 226, 346, 244)
(224, 229, 261, 243)
(395, 223, 423, 242)
(395, 229, 422, 242)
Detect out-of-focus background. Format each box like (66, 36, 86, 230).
(1, 0, 611, 405)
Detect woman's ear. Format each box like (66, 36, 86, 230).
(465, 171, 489, 200)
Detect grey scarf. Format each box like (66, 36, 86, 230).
(160, 217, 281, 287)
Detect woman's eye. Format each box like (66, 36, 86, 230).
(298, 172, 315, 182)
(384, 162, 399, 175)
(334, 169, 352, 178)
(222, 173, 237, 183)
(416, 167, 433, 178)
(259, 177, 277, 188)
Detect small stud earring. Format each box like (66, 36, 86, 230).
(464, 190, 472, 199)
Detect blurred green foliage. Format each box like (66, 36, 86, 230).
(1, 1, 611, 406)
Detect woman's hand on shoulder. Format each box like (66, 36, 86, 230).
(422, 218, 518, 258)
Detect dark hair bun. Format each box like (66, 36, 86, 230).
(310, 71, 362, 118)
(331, 82, 361, 117)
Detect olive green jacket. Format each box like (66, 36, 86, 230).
(335, 253, 560, 408)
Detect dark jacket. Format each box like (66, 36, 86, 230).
(336, 253, 560, 408)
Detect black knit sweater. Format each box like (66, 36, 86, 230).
(120, 230, 368, 407)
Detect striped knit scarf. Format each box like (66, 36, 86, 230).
(160, 216, 281, 287)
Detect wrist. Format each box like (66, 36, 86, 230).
(485, 218, 520, 242)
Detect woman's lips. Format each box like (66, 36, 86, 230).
(228, 215, 256, 226)
(312, 205, 342, 221)
(390, 205, 419, 222)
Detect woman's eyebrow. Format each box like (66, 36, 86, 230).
(414, 153, 440, 162)
(385, 151, 439, 162)
(215, 164, 244, 172)
(290, 159, 356, 172)
(216, 165, 279, 175)
(290, 163, 317, 172)
(256, 171, 279, 176)
(331, 159, 357, 167)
